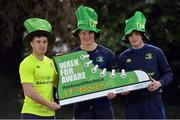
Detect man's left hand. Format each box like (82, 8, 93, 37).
(148, 79, 161, 91)
(107, 92, 116, 100)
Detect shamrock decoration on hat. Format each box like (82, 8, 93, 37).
(72, 6, 101, 38)
(122, 11, 149, 40)
(23, 18, 55, 48)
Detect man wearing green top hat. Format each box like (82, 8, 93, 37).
(118, 11, 173, 118)
(19, 18, 61, 119)
(72, 6, 115, 119)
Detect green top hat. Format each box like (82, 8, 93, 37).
(121, 11, 149, 40)
(72, 6, 101, 38)
(23, 18, 55, 48)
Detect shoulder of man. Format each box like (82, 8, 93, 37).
(119, 47, 131, 57)
(71, 46, 81, 52)
(20, 54, 33, 66)
(97, 44, 114, 55)
(146, 43, 171, 59)
(145, 44, 163, 53)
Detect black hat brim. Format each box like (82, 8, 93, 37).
(23, 30, 55, 49)
(72, 29, 100, 39)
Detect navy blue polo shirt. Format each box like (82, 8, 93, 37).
(118, 44, 173, 96)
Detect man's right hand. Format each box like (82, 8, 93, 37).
(47, 102, 61, 111)
(22, 83, 61, 111)
(121, 91, 130, 95)
(107, 92, 116, 100)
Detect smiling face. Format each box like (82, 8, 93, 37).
(30, 36, 48, 56)
(128, 31, 144, 49)
(79, 30, 95, 46)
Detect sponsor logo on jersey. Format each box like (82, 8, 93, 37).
(145, 53, 153, 60)
(126, 58, 131, 63)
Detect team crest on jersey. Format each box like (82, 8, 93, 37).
(145, 53, 153, 60)
(96, 56, 104, 62)
(148, 72, 155, 76)
(126, 58, 131, 63)
(36, 65, 40, 68)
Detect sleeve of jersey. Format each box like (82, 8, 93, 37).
(157, 49, 173, 87)
(50, 59, 58, 81)
(19, 61, 34, 84)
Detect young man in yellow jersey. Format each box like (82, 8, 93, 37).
(19, 18, 61, 119)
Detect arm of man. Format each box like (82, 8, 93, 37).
(22, 83, 61, 111)
(156, 48, 173, 87)
(148, 48, 173, 91)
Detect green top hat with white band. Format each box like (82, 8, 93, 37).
(122, 11, 149, 40)
(23, 18, 55, 48)
(72, 6, 101, 38)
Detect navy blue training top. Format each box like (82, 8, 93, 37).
(118, 44, 173, 96)
(72, 44, 115, 107)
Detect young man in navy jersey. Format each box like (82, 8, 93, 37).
(118, 11, 173, 119)
(71, 6, 115, 119)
